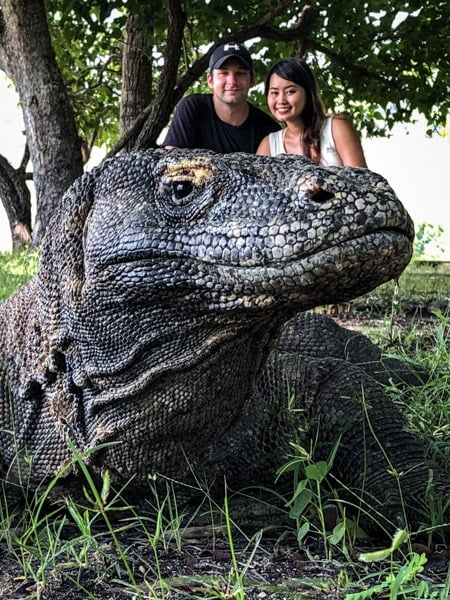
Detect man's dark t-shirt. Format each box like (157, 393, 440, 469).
(163, 94, 280, 153)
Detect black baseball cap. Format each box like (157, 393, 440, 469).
(209, 42, 253, 72)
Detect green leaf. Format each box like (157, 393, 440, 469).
(296, 521, 310, 545)
(358, 528, 409, 562)
(305, 461, 329, 482)
(289, 488, 313, 519)
(328, 520, 346, 545)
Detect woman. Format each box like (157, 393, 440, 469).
(256, 58, 367, 167)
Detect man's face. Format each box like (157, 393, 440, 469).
(207, 58, 253, 106)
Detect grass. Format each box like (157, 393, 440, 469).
(0, 249, 39, 303)
(0, 249, 449, 598)
(353, 259, 450, 320)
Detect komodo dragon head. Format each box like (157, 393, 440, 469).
(0, 149, 415, 508)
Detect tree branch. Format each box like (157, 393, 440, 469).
(106, 0, 186, 156)
(308, 39, 402, 91)
(0, 153, 32, 249)
(0, 8, 7, 74)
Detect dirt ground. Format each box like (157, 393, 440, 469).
(1, 516, 449, 600)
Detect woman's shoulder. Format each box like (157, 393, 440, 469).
(323, 114, 349, 128)
(256, 130, 283, 156)
(328, 113, 351, 121)
(329, 114, 362, 142)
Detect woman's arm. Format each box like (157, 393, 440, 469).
(332, 116, 368, 167)
(256, 135, 271, 156)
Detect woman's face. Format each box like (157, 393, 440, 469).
(266, 73, 307, 123)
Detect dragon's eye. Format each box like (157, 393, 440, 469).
(172, 180, 194, 203)
(157, 162, 216, 220)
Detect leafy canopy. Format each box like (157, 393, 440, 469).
(45, 0, 449, 150)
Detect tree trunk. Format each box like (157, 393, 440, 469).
(0, 0, 83, 245)
(120, 7, 154, 148)
(132, 0, 186, 150)
(0, 154, 32, 250)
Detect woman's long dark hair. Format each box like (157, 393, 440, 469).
(265, 58, 326, 163)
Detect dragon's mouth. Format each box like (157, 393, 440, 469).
(86, 229, 412, 316)
(95, 222, 412, 268)
(212, 226, 411, 267)
(205, 229, 412, 309)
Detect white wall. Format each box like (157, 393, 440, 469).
(363, 123, 450, 259)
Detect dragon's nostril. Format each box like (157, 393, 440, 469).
(309, 188, 335, 203)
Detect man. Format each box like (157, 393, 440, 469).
(164, 42, 280, 153)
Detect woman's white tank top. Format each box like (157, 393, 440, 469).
(268, 117, 343, 166)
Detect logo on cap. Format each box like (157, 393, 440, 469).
(223, 43, 242, 52)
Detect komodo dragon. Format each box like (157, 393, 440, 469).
(0, 149, 447, 534)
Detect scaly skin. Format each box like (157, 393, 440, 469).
(0, 149, 443, 533)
